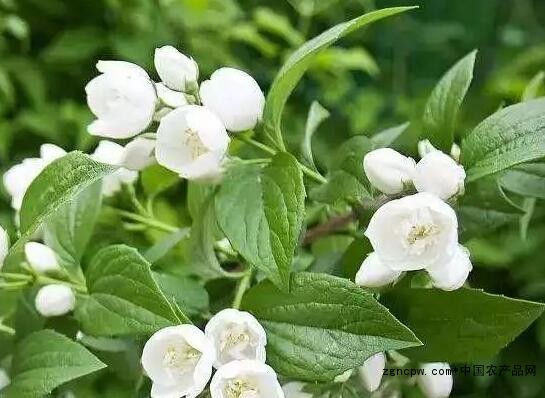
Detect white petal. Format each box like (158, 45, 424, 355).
(282, 382, 312, 398)
(122, 137, 156, 171)
(200, 67, 265, 132)
(154, 46, 199, 91)
(156, 82, 189, 108)
(210, 360, 284, 398)
(355, 253, 401, 288)
(141, 325, 215, 397)
(426, 245, 472, 291)
(40, 144, 67, 164)
(156, 105, 229, 179)
(2, 158, 46, 211)
(414, 150, 466, 200)
(96, 60, 149, 77)
(24, 242, 60, 273)
(358, 352, 386, 392)
(0, 226, 9, 269)
(363, 148, 416, 195)
(365, 192, 458, 271)
(205, 308, 267, 368)
(92, 140, 125, 165)
(0, 369, 10, 391)
(417, 363, 453, 398)
(85, 67, 157, 139)
(35, 284, 75, 317)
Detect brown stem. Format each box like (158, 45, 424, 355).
(302, 211, 357, 246)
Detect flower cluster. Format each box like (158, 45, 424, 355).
(85, 45, 265, 180)
(356, 141, 471, 292)
(141, 309, 284, 398)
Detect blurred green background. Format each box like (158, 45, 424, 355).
(1, 0, 544, 397)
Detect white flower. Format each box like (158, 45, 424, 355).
(417, 363, 453, 398)
(156, 105, 230, 180)
(92, 140, 138, 196)
(156, 82, 190, 108)
(35, 284, 75, 317)
(358, 352, 386, 392)
(141, 325, 215, 398)
(417, 139, 436, 159)
(3, 144, 66, 211)
(363, 148, 416, 195)
(413, 151, 466, 200)
(0, 225, 8, 269)
(85, 60, 157, 139)
(200, 67, 265, 132)
(426, 245, 472, 291)
(365, 193, 458, 271)
(282, 382, 311, 398)
(155, 46, 199, 92)
(24, 242, 60, 273)
(122, 137, 156, 171)
(0, 369, 10, 391)
(210, 360, 284, 398)
(205, 308, 267, 368)
(355, 252, 402, 288)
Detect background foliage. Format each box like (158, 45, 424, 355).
(1, 0, 545, 397)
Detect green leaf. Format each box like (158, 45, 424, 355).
(144, 227, 191, 264)
(499, 163, 545, 199)
(15, 151, 117, 251)
(189, 194, 231, 280)
(310, 136, 373, 205)
(522, 71, 544, 102)
(423, 50, 477, 151)
(382, 287, 545, 362)
(241, 272, 421, 382)
(371, 122, 410, 148)
(5, 330, 106, 398)
(76, 245, 183, 336)
(262, 6, 417, 149)
(301, 101, 329, 171)
(153, 273, 209, 317)
(44, 180, 102, 270)
(461, 98, 545, 182)
(216, 153, 305, 290)
(141, 163, 179, 198)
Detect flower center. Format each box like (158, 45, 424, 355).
(220, 324, 251, 354)
(406, 224, 437, 245)
(184, 127, 208, 160)
(163, 343, 201, 373)
(225, 378, 259, 398)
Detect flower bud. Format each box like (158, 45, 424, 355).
(35, 284, 75, 317)
(0, 226, 8, 268)
(417, 363, 453, 398)
(365, 193, 458, 271)
(205, 308, 267, 368)
(92, 140, 138, 196)
(200, 67, 265, 132)
(418, 139, 436, 159)
(155, 82, 190, 108)
(355, 252, 402, 288)
(363, 148, 416, 195)
(450, 143, 461, 163)
(413, 150, 465, 200)
(122, 137, 156, 171)
(154, 46, 198, 92)
(142, 325, 215, 398)
(86, 60, 157, 139)
(3, 144, 66, 211)
(282, 382, 312, 398)
(358, 352, 386, 392)
(0, 369, 10, 391)
(24, 242, 60, 273)
(156, 105, 230, 181)
(210, 360, 284, 398)
(426, 245, 472, 291)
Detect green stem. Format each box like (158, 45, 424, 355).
(112, 209, 179, 233)
(0, 324, 15, 336)
(0, 272, 33, 282)
(232, 271, 253, 309)
(0, 281, 29, 290)
(237, 136, 327, 184)
(36, 276, 87, 294)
